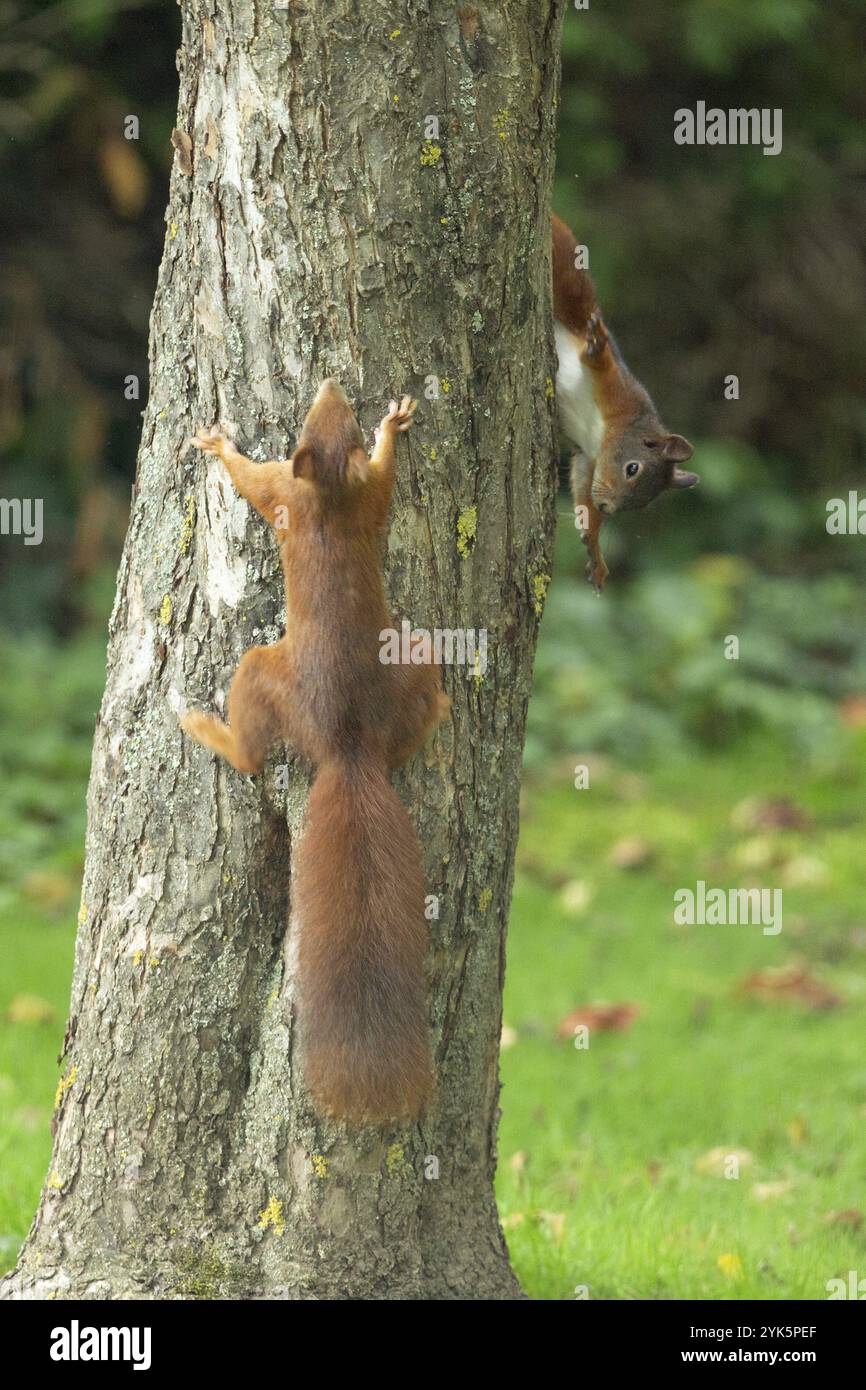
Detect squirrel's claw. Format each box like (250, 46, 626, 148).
(380, 396, 418, 435)
(191, 425, 233, 456)
(584, 548, 609, 593)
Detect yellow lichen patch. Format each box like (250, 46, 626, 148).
(478, 887, 493, 912)
(178, 493, 196, 555)
(54, 1063, 77, 1110)
(148, 957, 160, 969)
(389, 27, 401, 39)
(440, 378, 450, 393)
(545, 375, 555, 400)
(133, 950, 144, 967)
(493, 108, 510, 141)
(257, 1195, 285, 1236)
(77, 900, 87, 926)
(386, 1143, 405, 1175)
(532, 571, 550, 616)
(158, 593, 173, 626)
(47, 1169, 63, 1190)
(429, 448, 438, 461)
(420, 141, 442, 167)
(310, 1153, 329, 1180)
(169, 221, 178, 239)
(457, 506, 477, 557)
(473, 649, 484, 689)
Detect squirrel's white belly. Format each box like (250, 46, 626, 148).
(554, 320, 605, 460)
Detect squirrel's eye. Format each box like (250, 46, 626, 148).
(624, 461, 641, 479)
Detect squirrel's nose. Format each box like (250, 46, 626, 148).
(596, 499, 611, 514)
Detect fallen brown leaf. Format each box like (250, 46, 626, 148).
(696, 1147, 753, 1178)
(737, 963, 842, 1010)
(731, 797, 812, 832)
(538, 1210, 566, 1242)
(501, 1212, 525, 1231)
(21, 871, 77, 910)
(5, 995, 56, 1025)
(608, 837, 654, 870)
(823, 1209, 863, 1229)
(838, 695, 866, 728)
(751, 1180, 794, 1202)
(556, 1002, 641, 1040)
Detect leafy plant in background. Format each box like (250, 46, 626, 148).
(526, 507, 864, 769)
(0, 0, 176, 631)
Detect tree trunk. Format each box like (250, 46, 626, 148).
(2, 0, 563, 1300)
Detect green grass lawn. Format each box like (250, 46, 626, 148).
(499, 742, 866, 1299)
(1, 606, 865, 1298)
(0, 637, 96, 1275)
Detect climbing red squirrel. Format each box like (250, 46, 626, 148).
(182, 381, 450, 1124)
(552, 212, 699, 590)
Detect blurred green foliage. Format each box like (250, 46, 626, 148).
(528, 518, 865, 767)
(0, 0, 177, 631)
(0, 633, 103, 898)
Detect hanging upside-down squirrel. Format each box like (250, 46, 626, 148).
(552, 212, 699, 591)
(182, 381, 450, 1124)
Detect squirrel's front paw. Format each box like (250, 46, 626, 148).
(586, 559, 608, 593)
(378, 396, 417, 437)
(582, 312, 609, 364)
(191, 425, 234, 459)
(581, 534, 609, 593)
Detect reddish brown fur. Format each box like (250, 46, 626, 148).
(183, 382, 449, 1123)
(551, 210, 599, 334)
(553, 213, 647, 427)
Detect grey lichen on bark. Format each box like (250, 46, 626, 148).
(1, 0, 564, 1300)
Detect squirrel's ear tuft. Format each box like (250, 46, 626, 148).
(670, 467, 700, 489)
(346, 447, 369, 486)
(662, 433, 694, 462)
(291, 444, 317, 482)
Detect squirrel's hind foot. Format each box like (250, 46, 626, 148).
(582, 311, 609, 364)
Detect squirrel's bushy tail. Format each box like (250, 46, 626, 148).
(293, 752, 432, 1124)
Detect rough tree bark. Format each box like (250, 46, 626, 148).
(2, 0, 563, 1299)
